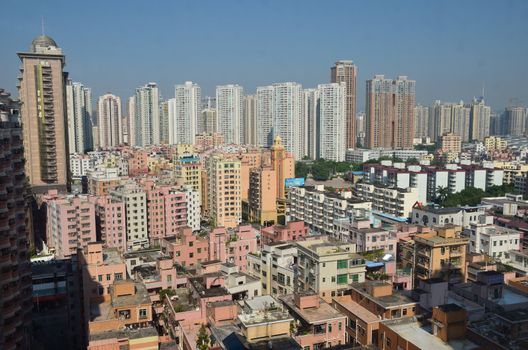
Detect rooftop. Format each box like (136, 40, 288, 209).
(281, 294, 346, 324)
(102, 248, 124, 265)
(333, 297, 379, 323)
(382, 317, 478, 350)
(350, 281, 417, 308)
(189, 276, 230, 298)
(89, 326, 158, 342)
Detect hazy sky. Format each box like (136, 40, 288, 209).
(1, 0, 527, 111)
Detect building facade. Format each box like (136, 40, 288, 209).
(331, 60, 357, 149)
(216, 84, 243, 144)
(97, 93, 122, 149)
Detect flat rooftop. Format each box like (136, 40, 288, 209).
(102, 248, 124, 265)
(89, 326, 158, 342)
(280, 294, 345, 324)
(189, 276, 230, 298)
(333, 296, 382, 324)
(350, 281, 417, 308)
(383, 318, 478, 350)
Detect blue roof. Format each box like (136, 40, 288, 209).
(366, 261, 385, 268)
(372, 210, 408, 223)
(179, 156, 200, 163)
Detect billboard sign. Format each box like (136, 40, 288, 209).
(285, 178, 305, 188)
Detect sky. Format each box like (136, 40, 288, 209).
(1, 0, 527, 111)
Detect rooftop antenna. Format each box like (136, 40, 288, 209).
(41, 16, 45, 35)
(481, 82, 485, 101)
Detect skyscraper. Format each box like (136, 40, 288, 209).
(413, 105, 430, 139)
(18, 35, 69, 191)
(256, 85, 274, 147)
(97, 94, 122, 148)
(505, 106, 527, 136)
(201, 108, 217, 134)
(216, 84, 243, 144)
(469, 97, 491, 141)
(170, 81, 201, 145)
(318, 83, 346, 161)
(431, 101, 471, 142)
(331, 60, 357, 149)
(242, 94, 257, 145)
(365, 75, 415, 149)
(160, 100, 170, 144)
(301, 88, 319, 159)
(127, 96, 136, 146)
(0, 89, 32, 350)
(272, 82, 303, 159)
(134, 82, 160, 146)
(66, 80, 93, 153)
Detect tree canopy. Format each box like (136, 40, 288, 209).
(439, 184, 515, 207)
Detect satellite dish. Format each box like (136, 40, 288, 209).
(382, 254, 393, 261)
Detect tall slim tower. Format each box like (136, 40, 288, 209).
(97, 94, 122, 148)
(331, 60, 357, 149)
(18, 35, 69, 191)
(301, 88, 319, 159)
(505, 106, 526, 136)
(256, 86, 274, 147)
(216, 84, 243, 144)
(66, 80, 93, 153)
(318, 83, 346, 161)
(242, 94, 257, 145)
(365, 75, 415, 149)
(170, 81, 201, 145)
(469, 97, 491, 141)
(134, 82, 160, 146)
(413, 105, 430, 139)
(272, 82, 303, 160)
(127, 96, 136, 146)
(0, 89, 32, 350)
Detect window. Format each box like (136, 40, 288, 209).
(167, 275, 172, 283)
(106, 274, 111, 281)
(386, 337, 391, 347)
(322, 278, 326, 283)
(197, 248, 201, 253)
(139, 309, 148, 319)
(189, 242, 193, 247)
(331, 276, 336, 283)
(338, 322, 342, 331)
(98, 275, 102, 282)
(328, 324, 332, 333)
(350, 274, 359, 282)
(337, 274, 348, 285)
(189, 253, 193, 258)
(337, 260, 348, 269)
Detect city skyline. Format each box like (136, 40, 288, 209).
(1, 0, 528, 111)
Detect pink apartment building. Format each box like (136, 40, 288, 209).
(141, 180, 187, 243)
(89, 195, 126, 251)
(280, 293, 346, 350)
(47, 195, 97, 258)
(133, 257, 187, 302)
(209, 224, 258, 272)
(126, 149, 149, 176)
(349, 219, 398, 256)
(161, 227, 210, 268)
(260, 221, 309, 245)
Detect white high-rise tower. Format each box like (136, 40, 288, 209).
(318, 83, 346, 161)
(216, 84, 243, 144)
(97, 94, 122, 148)
(170, 81, 201, 145)
(134, 82, 160, 146)
(66, 80, 93, 153)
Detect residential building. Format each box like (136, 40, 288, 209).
(0, 89, 32, 350)
(109, 181, 148, 250)
(247, 242, 298, 297)
(484, 136, 508, 152)
(411, 205, 487, 229)
(182, 185, 200, 231)
(86, 280, 157, 350)
(46, 195, 96, 258)
(331, 60, 357, 149)
(201, 107, 216, 134)
(505, 106, 527, 136)
(348, 218, 398, 256)
(69, 153, 93, 178)
(160, 99, 169, 144)
(441, 133, 461, 153)
(97, 93, 122, 148)
(409, 226, 469, 284)
(287, 185, 372, 235)
(256, 85, 274, 148)
(466, 215, 521, 262)
(209, 225, 258, 272)
(248, 166, 277, 225)
(127, 96, 136, 146)
(194, 132, 224, 151)
(260, 221, 309, 245)
(174, 155, 202, 204)
(87, 167, 121, 196)
(161, 227, 209, 268)
(90, 195, 126, 251)
(318, 82, 346, 161)
(170, 81, 201, 145)
(134, 82, 160, 146)
(296, 239, 366, 302)
(206, 154, 241, 228)
(333, 281, 418, 346)
(301, 88, 319, 159)
(66, 80, 93, 153)
(355, 183, 419, 218)
(365, 75, 415, 149)
(272, 82, 304, 159)
(18, 35, 69, 191)
(414, 104, 430, 138)
(243, 94, 257, 145)
(281, 293, 347, 350)
(470, 97, 491, 141)
(216, 84, 243, 144)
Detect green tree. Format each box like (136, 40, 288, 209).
(406, 157, 420, 165)
(295, 162, 310, 179)
(196, 325, 210, 350)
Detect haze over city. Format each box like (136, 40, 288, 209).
(1, 0, 528, 110)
